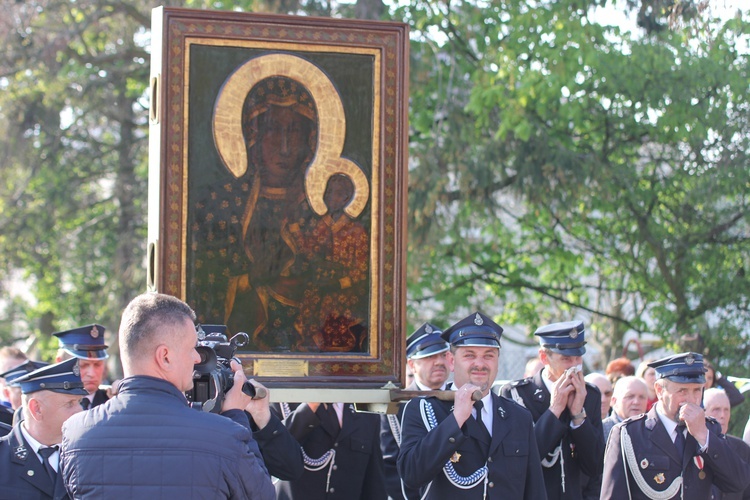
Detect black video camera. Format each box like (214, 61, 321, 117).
(186, 324, 256, 413)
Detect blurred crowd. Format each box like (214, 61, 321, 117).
(1, 305, 750, 500)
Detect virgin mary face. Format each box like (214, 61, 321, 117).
(258, 105, 314, 185)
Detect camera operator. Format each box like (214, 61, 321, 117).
(60, 292, 275, 499)
(188, 325, 303, 482)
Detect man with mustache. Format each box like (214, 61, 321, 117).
(601, 353, 750, 499)
(54, 325, 110, 409)
(381, 322, 450, 499)
(500, 321, 604, 500)
(398, 312, 546, 499)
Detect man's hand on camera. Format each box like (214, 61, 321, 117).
(244, 379, 271, 429)
(221, 360, 254, 413)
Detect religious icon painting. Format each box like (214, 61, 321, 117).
(147, 7, 409, 391)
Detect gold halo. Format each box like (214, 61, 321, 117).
(213, 53, 369, 217)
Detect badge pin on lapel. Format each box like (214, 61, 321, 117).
(14, 445, 27, 460)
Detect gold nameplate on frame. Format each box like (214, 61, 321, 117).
(254, 359, 309, 378)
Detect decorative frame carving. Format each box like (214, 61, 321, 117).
(147, 7, 408, 391)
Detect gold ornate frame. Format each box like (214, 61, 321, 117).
(147, 7, 409, 393)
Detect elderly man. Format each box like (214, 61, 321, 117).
(601, 353, 750, 499)
(54, 324, 110, 409)
(585, 372, 613, 420)
(703, 388, 750, 500)
(381, 322, 450, 500)
(398, 312, 546, 499)
(501, 321, 604, 500)
(61, 292, 275, 499)
(602, 376, 648, 441)
(0, 358, 87, 499)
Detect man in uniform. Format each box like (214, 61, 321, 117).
(380, 322, 450, 499)
(500, 320, 604, 500)
(54, 324, 110, 408)
(601, 353, 750, 499)
(398, 312, 546, 499)
(0, 359, 47, 425)
(273, 397, 386, 500)
(0, 346, 27, 414)
(0, 358, 87, 499)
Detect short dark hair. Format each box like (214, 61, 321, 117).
(119, 293, 196, 362)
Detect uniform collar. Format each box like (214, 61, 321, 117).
(655, 402, 679, 438)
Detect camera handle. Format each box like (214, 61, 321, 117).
(242, 379, 268, 400)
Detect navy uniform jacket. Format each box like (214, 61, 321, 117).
(397, 391, 547, 500)
(90, 388, 108, 408)
(0, 405, 13, 426)
(714, 435, 750, 500)
(380, 381, 420, 500)
(500, 370, 605, 500)
(274, 402, 387, 500)
(0, 424, 68, 500)
(245, 411, 304, 481)
(601, 407, 750, 499)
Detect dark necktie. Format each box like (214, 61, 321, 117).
(80, 398, 91, 410)
(323, 404, 340, 438)
(39, 445, 58, 480)
(674, 424, 686, 462)
(473, 400, 484, 426)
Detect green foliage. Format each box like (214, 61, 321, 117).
(400, 0, 750, 368)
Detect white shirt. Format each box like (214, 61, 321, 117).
(415, 380, 446, 391)
(20, 424, 60, 472)
(331, 402, 344, 427)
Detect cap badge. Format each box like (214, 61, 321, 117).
(425, 325, 433, 334)
(640, 458, 649, 469)
(474, 313, 483, 326)
(450, 452, 461, 463)
(685, 354, 695, 365)
(90, 326, 99, 339)
(569, 329, 579, 339)
(654, 473, 665, 485)
(73, 361, 81, 377)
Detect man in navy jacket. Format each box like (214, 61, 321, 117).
(60, 292, 275, 499)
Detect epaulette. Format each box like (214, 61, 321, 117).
(510, 377, 532, 387)
(620, 412, 647, 425)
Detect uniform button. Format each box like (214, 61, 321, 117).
(488, 482, 494, 488)
(27, 470, 34, 476)
(330, 488, 335, 493)
(488, 457, 493, 463)
(449, 437, 455, 443)
(308, 424, 315, 428)
(272, 430, 279, 435)
(333, 465, 338, 470)
(334, 442, 339, 448)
